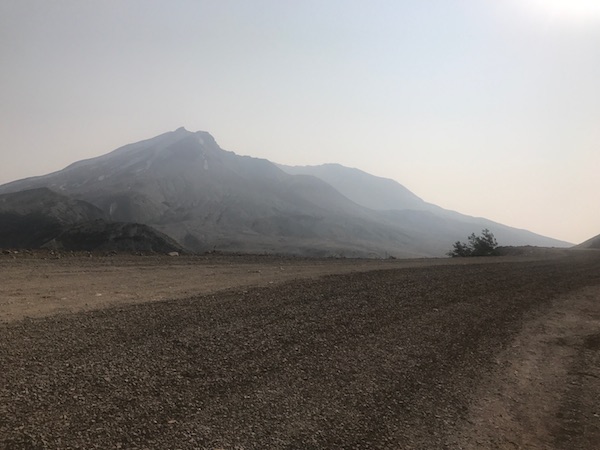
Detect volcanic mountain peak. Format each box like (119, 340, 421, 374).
(67, 127, 220, 172)
(0, 128, 243, 202)
(0, 128, 572, 257)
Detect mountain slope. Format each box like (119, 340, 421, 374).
(278, 163, 571, 248)
(43, 220, 183, 253)
(575, 234, 600, 249)
(0, 187, 106, 222)
(278, 163, 428, 211)
(0, 129, 422, 257)
(0, 188, 183, 252)
(0, 188, 106, 248)
(0, 128, 570, 256)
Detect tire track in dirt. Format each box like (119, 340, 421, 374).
(452, 285, 600, 449)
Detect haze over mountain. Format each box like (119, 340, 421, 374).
(279, 164, 428, 212)
(277, 163, 567, 249)
(0, 128, 571, 257)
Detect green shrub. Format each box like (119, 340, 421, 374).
(448, 229, 498, 257)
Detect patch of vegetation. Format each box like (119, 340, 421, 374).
(448, 229, 499, 257)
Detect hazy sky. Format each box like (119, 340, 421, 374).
(1, 0, 599, 243)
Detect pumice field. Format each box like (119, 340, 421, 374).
(1, 250, 599, 449)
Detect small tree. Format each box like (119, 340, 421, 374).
(450, 240, 472, 257)
(448, 229, 498, 257)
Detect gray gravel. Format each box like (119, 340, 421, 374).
(1, 253, 600, 449)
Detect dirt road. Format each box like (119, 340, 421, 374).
(1, 251, 599, 448)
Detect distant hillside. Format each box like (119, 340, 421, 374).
(0, 187, 105, 222)
(278, 163, 428, 211)
(278, 163, 572, 249)
(0, 128, 571, 257)
(44, 220, 183, 253)
(0, 128, 424, 257)
(575, 234, 600, 249)
(0, 188, 182, 252)
(0, 188, 105, 248)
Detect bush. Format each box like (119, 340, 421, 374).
(448, 229, 498, 257)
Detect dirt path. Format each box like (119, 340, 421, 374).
(1, 252, 599, 448)
(454, 284, 600, 449)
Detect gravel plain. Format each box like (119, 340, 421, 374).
(1, 251, 599, 449)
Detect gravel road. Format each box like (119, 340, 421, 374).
(1, 252, 599, 449)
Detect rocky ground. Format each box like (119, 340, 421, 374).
(0, 250, 525, 323)
(1, 250, 599, 449)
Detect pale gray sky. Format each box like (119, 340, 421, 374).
(1, 0, 598, 243)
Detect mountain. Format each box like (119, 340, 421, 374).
(278, 163, 572, 249)
(0, 188, 182, 252)
(575, 234, 600, 250)
(0, 187, 105, 222)
(43, 220, 183, 253)
(278, 163, 428, 211)
(0, 128, 571, 257)
(0, 128, 417, 256)
(0, 188, 105, 248)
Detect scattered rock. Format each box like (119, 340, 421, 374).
(1, 253, 599, 449)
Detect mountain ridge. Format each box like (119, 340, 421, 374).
(277, 163, 572, 248)
(0, 128, 571, 256)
